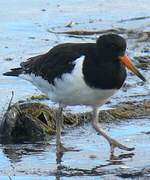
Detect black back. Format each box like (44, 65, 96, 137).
(19, 34, 127, 90)
(21, 43, 96, 84)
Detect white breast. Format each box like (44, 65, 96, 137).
(20, 56, 116, 107)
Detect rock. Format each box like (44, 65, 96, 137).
(0, 102, 56, 141)
(0, 100, 150, 141)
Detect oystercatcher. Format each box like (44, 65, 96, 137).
(3, 33, 146, 156)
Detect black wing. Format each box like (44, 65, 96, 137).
(21, 43, 96, 84)
(4, 43, 96, 84)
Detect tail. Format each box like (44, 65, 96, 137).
(3, 67, 23, 77)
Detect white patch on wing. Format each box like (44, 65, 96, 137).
(19, 56, 117, 107)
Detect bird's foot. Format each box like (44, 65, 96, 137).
(109, 137, 134, 156)
(57, 143, 68, 153)
(56, 143, 79, 153)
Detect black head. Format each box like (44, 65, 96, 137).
(95, 33, 146, 82)
(96, 33, 126, 60)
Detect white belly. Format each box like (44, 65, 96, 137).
(20, 56, 117, 107)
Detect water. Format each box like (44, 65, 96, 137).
(0, 0, 150, 178)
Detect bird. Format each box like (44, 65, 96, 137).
(3, 33, 146, 156)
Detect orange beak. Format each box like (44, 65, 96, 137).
(119, 54, 146, 82)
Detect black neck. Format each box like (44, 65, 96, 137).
(83, 55, 127, 89)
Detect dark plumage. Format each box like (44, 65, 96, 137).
(4, 43, 96, 84)
(4, 38, 126, 89)
(3, 33, 146, 157)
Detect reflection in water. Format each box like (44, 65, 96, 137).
(1, 141, 50, 163)
(56, 151, 64, 165)
(1, 118, 150, 177)
(54, 152, 135, 177)
(1, 139, 135, 177)
(56, 152, 64, 180)
(110, 152, 134, 160)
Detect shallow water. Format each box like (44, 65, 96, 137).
(0, 0, 150, 179)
